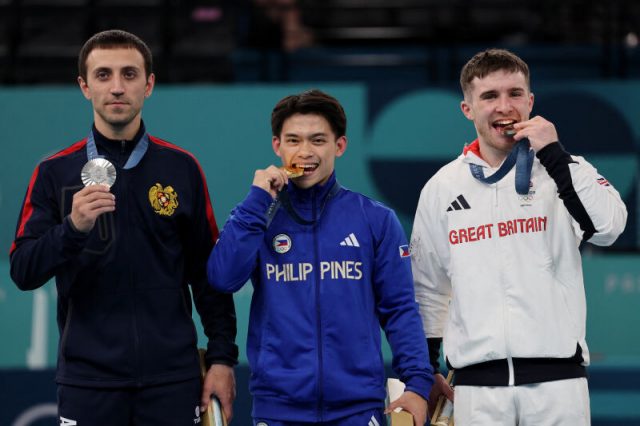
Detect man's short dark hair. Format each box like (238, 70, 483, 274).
(78, 29, 153, 81)
(271, 89, 347, 138)
(460, 48, 530, 97)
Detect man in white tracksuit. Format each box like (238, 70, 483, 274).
(410, 48, 627, 425)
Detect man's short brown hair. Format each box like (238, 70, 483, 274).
(460, 48, 530, 97)
(78, 29, 153, 81)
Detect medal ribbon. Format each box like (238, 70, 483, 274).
(266, 182, 342, 226)
(86, 131, 149, 169)
(469, 139, 533, 195)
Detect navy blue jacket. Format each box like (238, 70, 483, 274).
(208, 173, 432, 422)
(10, 124, 238, 387)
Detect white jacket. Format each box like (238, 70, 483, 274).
(411, 141, 627, 382)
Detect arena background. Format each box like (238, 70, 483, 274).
(1, 1, 639, 425)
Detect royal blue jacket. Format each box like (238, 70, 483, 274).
(208, 173, 432, 422)
(10, 124, 238, 387)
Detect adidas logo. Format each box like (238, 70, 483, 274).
(447, 194, 471, 212)
(340, 233, 360, 247)
(368, 415, 380, 426)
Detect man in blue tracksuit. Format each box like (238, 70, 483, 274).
(10, 30, 238, 425)
(207, 89, 433, 425)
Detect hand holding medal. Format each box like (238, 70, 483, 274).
(71, 130, 149, 232)
(70, 158, 117, 233)
(253, 164, 304, 198)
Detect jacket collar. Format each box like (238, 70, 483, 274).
(91, 121, 146, 168)
(285, 172, 338, 220)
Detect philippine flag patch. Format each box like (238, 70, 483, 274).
(398, 245, 410, 258)
(273, 234, 292, 254)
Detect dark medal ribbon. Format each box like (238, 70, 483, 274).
(266, 182, 342, 227)
(469, 139, 533, 195)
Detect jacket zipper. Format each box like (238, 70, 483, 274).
(312, 189, 324, 422)
(495, 180, 514, 385)
(118, 140, 142, 384)
(120, 166, 142, 385)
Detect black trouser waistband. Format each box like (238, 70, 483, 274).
(453, 356, 587, 386)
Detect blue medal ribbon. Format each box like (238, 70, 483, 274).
(469, 139, 533, 195)
(86, 130, 149, 169)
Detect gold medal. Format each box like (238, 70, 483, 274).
(281, 165, 304, 178)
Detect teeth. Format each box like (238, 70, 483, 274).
(495, 120, 515, 126)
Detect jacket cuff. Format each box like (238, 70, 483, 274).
(535, 141, 574, 173)
(65, 215, 85, 234)
(62, 215, 90, 253)
(240, 186, 276, 226)
(404, 375, 433, 401)
(248, 185, 275, 204)
(204, 342, 239, 368)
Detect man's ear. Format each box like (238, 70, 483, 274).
(460, 99, 474, 121)
(335, 136, 347, 158)
(145, 73, 156, 98)
(78, 76, 91, 100)
(272, 136, 282, 158)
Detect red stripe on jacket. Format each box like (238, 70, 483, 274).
(10, 139, 87, 255)
(463, 139, 481, 157)
(148, 136, 219, 241)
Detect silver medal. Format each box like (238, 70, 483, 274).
(81, 158, 117, 187)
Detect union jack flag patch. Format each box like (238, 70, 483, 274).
(597, 177, 610, 187)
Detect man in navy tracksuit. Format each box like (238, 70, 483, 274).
(207, 89, 433, 425)
(9, 30, 238, 425)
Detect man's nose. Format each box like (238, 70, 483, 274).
(496, 95, 513, 113)
(297, 140, 314, 156)
(110, 76, 125, 95)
